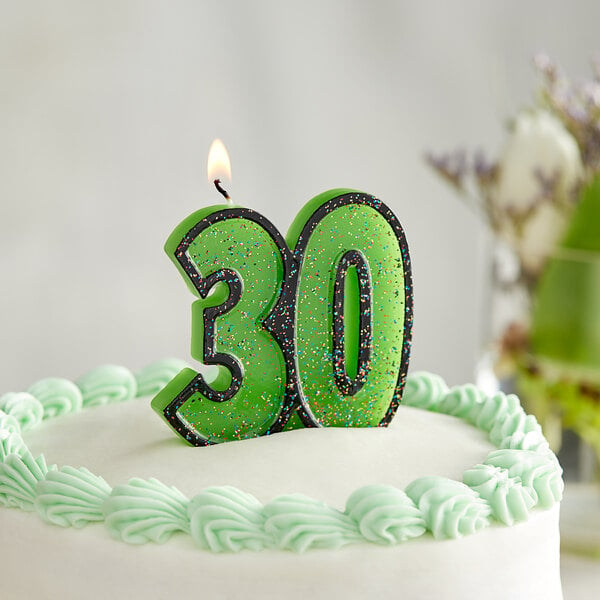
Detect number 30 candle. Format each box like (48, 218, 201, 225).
(152, 141, 413, 445)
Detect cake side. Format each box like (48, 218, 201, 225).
(1, 502, 561, 600)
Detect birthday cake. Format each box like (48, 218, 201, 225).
(0, 361, 563, 599)
(0, 187, 563, 598)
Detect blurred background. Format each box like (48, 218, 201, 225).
(0, 0, 599, 391)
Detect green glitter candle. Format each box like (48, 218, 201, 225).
(152, 143, 412, 445)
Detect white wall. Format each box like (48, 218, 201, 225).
(1, 0, 598, 390)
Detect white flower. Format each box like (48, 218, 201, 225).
(517, 203, 570, 276)
(496, 109, 582, 210)
(494, 109, 583, 276)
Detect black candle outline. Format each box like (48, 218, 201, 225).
(331, 249, 373, 396)
(196, 268, 244, 401)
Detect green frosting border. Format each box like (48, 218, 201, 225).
(0, 362, 563, 553)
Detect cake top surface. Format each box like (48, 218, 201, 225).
(26, 390, 492, 507)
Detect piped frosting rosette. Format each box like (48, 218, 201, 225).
(103, 477, 190, 544)
(36, 466, 111, 528)
(0, 366, 563, 553)
(188, 486, 270, 552)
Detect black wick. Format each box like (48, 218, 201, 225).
(213, 179, 231, 200)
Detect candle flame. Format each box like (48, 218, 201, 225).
(207, 139, 232, 183)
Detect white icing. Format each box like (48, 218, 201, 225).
(25, 401, 493, 507)
(0, 371, 564, 599)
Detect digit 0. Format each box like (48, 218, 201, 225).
(287, 190, 412, 428)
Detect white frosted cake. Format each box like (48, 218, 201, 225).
(0, 360, 563, 599)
